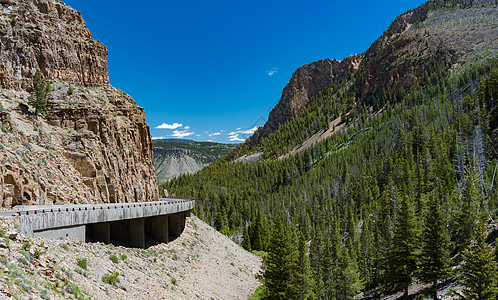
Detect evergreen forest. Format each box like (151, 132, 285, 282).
(162, 1, 498, 297)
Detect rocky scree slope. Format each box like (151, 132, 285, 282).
(240, 0, 498, 157)
(0, 216, 261, 299)
(153, 140, 236, 184)
(154, 149, 210, 185)
(0, 0, 158, 207)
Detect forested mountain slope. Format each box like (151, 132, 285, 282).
(231, 0, 497, 160)
(163, 0, 498, 298)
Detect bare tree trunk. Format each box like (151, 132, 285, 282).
(432, 279, 438, 300)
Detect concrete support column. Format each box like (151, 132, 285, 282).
(185, 210, 191, 218)
(169, 212, 183, 240)
(181, 212, 186, 231)
(130, 218, 145, 248)
(91, 223, 110, 244)
(151, 215, 169, 243)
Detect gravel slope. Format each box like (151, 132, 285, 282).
(0, 216, 262, 299)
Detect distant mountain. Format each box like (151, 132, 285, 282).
(153, 140, 236, 184)
(154, 138, 195, 143)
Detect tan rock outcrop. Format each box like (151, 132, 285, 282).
(0, 83, 159, 207)
(247, 56, 360, 146)
(0, 0, 158, 207)
(0, 0, 108, 89)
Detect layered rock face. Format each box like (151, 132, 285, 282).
(357, 0, 497, 103)
(247, 57, 359, 145)
(0, 82, 159, 208)
(0, 0, 158, 207)
(0, 0, 108, 89)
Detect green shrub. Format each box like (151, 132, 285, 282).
(66, 283, 89, 299)
(76, 258, 87, 270)
(109, 254, 119, 263)
(17, 257, 29, 266)
(171, 277, 177, 285)
(120, 254, 127, 261)
(33, 249, 42, 259)
(102, 272, 119, 285)
(28, 70, 50, 115)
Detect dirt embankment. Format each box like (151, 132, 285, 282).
(0, 216, 262, 299)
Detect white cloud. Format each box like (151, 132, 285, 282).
(155, 122, 183, 129)
(172, 130, 194, 138)
(184, 126, 190, 129)
(241, 127, 258, 134)
(267, 67, 278, 77)
(151, 136, 167, 140)
(229, 126, 258, 136)
(209, 132, 221, 137)
(228, 134, 245, 142)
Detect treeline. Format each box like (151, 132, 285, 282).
(163, 57, 498, 298)
(152, 140, 236, 158)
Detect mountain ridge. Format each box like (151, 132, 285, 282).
(153, 140, 236, 184)
(237, 0, 498, 159)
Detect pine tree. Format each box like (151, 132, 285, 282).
(294, 232, 315, 300)
(457, 171, 481, 251)
(359, 215, 375, 288)
(242, 225, 252, 251)
(333, 249, 364, 300)
(263, 218, 298, 300)
(391, 195, 418, 298)
(252, 208, 267, 251)
(460, 229, 498, 300)
(28, 69, 50, 116)
(310, 226, 324, 296)
(419, 193, 451, 300)
(495, 244, 498, 266)
(376, 179, 396, 286)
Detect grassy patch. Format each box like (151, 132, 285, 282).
(250, 250, 268, 260)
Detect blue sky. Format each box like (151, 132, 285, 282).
(64, 0, 426, 143)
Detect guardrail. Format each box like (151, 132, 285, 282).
(8, 198, 195, 247)
(0, 198, 195, 217)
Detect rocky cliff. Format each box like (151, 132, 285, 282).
(245, 0, 498, 150)
(247, 56, 360, 146)
(0, 0, 109, 89)
(0, 0, 158, 207)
